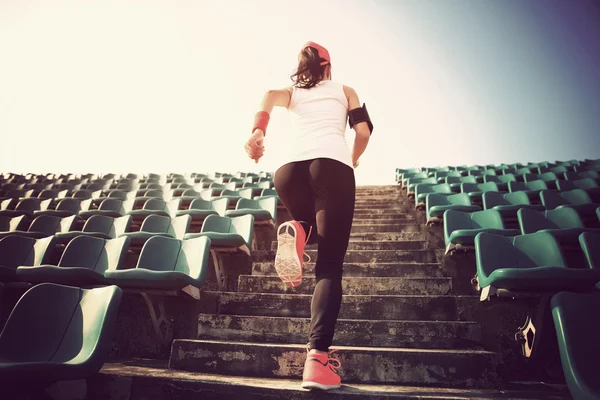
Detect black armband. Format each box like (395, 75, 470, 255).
(348, 103, 373, 135)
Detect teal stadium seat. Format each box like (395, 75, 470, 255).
(443, 209, 519, 254)
(460, 182, 500, 206)
(445, 176, 477, 193)
(226, 197, 277, 224)
(578, 232, 600, 271)
(0, 283, 122, 392)
(414, 183, 452, 209)
(120, 214, 191, 247)
(54, 215, 132, 244)
(16, 235, 130, 286)
(475, 231, 600, 301)
(551, 291, 600, 400)
(185, 214, 254, 251)
(0, 215, 76, 239)
(406, 177, 436, 196)
(79, 198, 135, 219)
(0, 198, 51, 219)
(0, 215, 27, 233)
(426, 193, 481, 226)
(541, 189, 600, 229)
(104, 235, 211, 292)
(0, 236, 55, 282)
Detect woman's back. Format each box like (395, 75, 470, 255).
(284, 80, 352, 169)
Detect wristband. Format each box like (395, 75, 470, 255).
(252, 111, 270, 136)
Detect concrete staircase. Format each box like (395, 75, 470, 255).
(95, 185, 571, 399)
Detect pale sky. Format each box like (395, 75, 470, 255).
(1, 0, 598, 184)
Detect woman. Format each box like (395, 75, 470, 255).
(244, 41, 372, 391)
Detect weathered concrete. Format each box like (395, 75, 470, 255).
(274, 240, 426, 251)
(197, 291, 480, 321)
(197, 314, 481, 349)
(237, 276, 453, 296)
(351, 223, 422, 233)
(253, 248, 441, 263)
(92, 360, 571, 400)
(169, 340, 501, 387)
(349, 232, 425, 241)
(252, 261, 443, 278)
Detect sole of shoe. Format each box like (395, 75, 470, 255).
(300, 381, 341, 391)
(274, 222, 303, 287)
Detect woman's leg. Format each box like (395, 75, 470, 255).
(307, 158, 356, 351)
(274, 160, 318, 244)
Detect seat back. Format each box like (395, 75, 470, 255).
(518, 207, 584, 234)
(143, 198, 167, 211)
(28, 215, 62, 234)
(579, 170, 600, 180)
(498, 173, 516, 184)
(200, 214, 231, 234)
(0, 215, 26, 231)
(556, 180, 576, 191)
(0, 235, 55, 268)
(477, 182, 499, 192)
(83, 215, 114, 235)
(482, 191, 505, 209)
(221, 189, 240, 197)
(579, 232, 600, 270)
(170, 215, 191, 239)
(189, 198, 212, 211)
(15, 198, 48, 213)
(260, 188, 278, 197)
(540, 190, 567, 210)
(460, 176, 477, 184)
(504, 191, 531, 206)
(526, 180, 549, 191)
(508, 181, 527, 193)
(140, 214, 171, 233)
(461, 183, 479, 194)
(57, 198, 92, 213)
(174, 236, 211, 282)
(0, 283, 122, 373)
(239, 188, 254, 199)
(136, 236, 180, 271)
(60, 236, 129, 273)
(562, 189, 593, 205)
(443, 209, 472, 244)
(539, 172, 558, 182)
(231, 214, 255, 247)
(574, 178, 599, 190)
(483, 175, 501, 183)
(470, 209, 504, 229)
(449, 193, 472, 206)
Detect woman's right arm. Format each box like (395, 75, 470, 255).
(344, 85, 371, 167)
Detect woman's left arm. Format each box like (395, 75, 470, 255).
(245, 88, 293, 163)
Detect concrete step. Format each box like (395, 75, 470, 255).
(352, 218, 415, 225)
(353, 209, 413, 215)
(272, 240, 426, 251)
(95, 360, 572, 399)
(349, 232, 425, 241)
(253, 249, 441, 263)
(197, 314, 480, 349)
(350, 224, 421, 233)
(353, 214, 415, 221)
(252, 261, 444, 278)
(199, 292, 479, 321)
(169, 340, 501, 387)
(238, 276, 452, 296)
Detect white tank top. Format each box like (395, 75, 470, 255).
(278, 80, 352, 170)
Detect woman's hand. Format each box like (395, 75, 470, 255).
(245, 129, 265, 163)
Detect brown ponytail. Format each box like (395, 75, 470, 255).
(290, 46, 330, 89)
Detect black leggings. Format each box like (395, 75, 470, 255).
(274, 157, 355, 352)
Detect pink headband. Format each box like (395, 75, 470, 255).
(300, 41, 331, 66)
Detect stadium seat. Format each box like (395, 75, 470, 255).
(460, 182, 501, 205)
(176, 198, 228, 224)
(225, 197, 277, 224)
(508, 180, 548, 202)
(184, 214, 254, 252)
(446, 176, 477, 193)
(541, 189, 600, 228)
(475, 231, 600, 301)
(0, 215, 76, 239)
(550, 291, 600, 400)
(254, 188, 280, 203)
(579, 232, 600, 271)
(0, 283, 122, 391)
(426, 193, 481, 226)
(402, 172, 427, 187)
(54, 215, 132, 243)
(79, 198, 135, 220)
(414, 183, 452, 209)
(16, 236, 130, 286)
(120, 214, 191, 246)
(34, 198, 92, 218)
(406, 177, 436, 196)
(0, 215, 27, 233)
(127, 198, 181, 224)
(104, 235, 210, 293)
(443, 209, 519, 254)
(0, 236, 55, 282)
(0, 198, 51, 219)
(517, 207, 589, 235)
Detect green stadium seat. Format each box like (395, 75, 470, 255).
(475, 231, 600, 301)
(104, 235, 210, 291)
(517, 207, 588, 235)
(402, 172, 427, 187)
(33, 198, 92, 218)
(460, 182, 501, 205)
(120, 214, 190, 246)
(0, 236, 55, 282)
(579, 232, 600, 271)
(0, 215, 76, 239)
(127, 198, 181, 224)
(550, 291, 600, 400)
(414, 183, 452, 209)
(541, 189, 600, 228)
(54, 215, 132, 244)
(0, 198, 51, 219)
(443, 209, 518, 254)
(446, 176, 477, 193)
(0, 283, 122, 391)
(225, 197, 277, 224)
(406, 177, 436, 196)
(555, 180, 576, 191)
(176, 198, 228, 220)
(79, 198, 135, 220)
(426, 193, 481, 226)
(0, 215, 27, 232)
(16, 236, 130, 286)
(184, 214, 253, 251)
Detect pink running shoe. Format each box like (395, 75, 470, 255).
(301, 348, 342, 391)
(275, 220, 311, 287)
